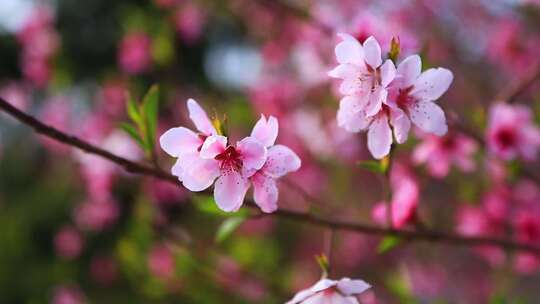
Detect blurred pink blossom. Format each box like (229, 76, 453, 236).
(148, 245, 175, 279)
(118, 32, 152, 75)
(51, 285, 85, 304)
(486, 103, 540, 161)
(174, 3, 206, 44)
(413, 132, 478, 178)
(372, 163, 419, 228)
(54, 226, 84, 260)
(74, 199, 119, 232)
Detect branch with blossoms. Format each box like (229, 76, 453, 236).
(1, 94, 540, 255)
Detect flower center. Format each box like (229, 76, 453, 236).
(441, 135, 456, 150)
(215, 146, 242, 173)
(396, 86, 414, 110)
(495, 128, 516, 148)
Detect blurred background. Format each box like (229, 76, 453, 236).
(1, 0, 540, 303)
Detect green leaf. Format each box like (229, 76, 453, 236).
(120, 122, 144, 148)
(387, 36, 401, 64)
(193, 195, 248, 217)
(358, 160, 385, 174)
(377, 236, 402, 254)
(142, 85, 160, 151)
(215, 216, 246, 243)
(126, 93, 141, 125)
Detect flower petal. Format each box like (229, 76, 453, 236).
(252, 173, 278, 213)
(364, 88, 386, 117)
(263, 145, 301, 178)
(237, 136, 267, 175)
(200, 135, 227, 159)
(251, 114, 278, 147)
(390, 107, 410, 144)
(328, 64, 359, 79)
(181, 154, 220, 191)
(397, 54, 422, 88)
(380, 59, 396, 88)
(337, 278, 371, 296)
(337, 95, 371, 132)
(367, 115, 392, 159)
(159, 127, 201, 157)
(214, 171, 249, 212)
(409, 101, 448, 136)
(363, 36, 382, 68)
(411, 68, 453, 101)
(335, 33, 364, 65)
(187, 98, 217, 135)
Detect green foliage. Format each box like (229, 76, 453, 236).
(358, 157, 390, 174)
(121, 85, 160, 160)
(388, 36, 401, 63)
(377, 236, 402, 254)
(215, 216, 246, 243)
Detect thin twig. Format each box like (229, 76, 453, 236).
(1, 97, 540, 255)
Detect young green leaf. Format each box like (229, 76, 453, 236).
(215, 216, 246, 243)
(126, 92, 141, 125)
(358, 160, 385, 174)
(142, 85, 160, 151)
(120, 122, 144, 148)
(377, 236, 402, 254)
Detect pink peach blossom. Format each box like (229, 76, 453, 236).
(51, 285, 85, 304)
(118, 31, 152, 75)
(148, 245, 175, 279)
(413, 132, 477, 178)
(286, 277, 371, 304)
(249, 115, 301, 212)
(54, 226, 84, 260)
(372, 163, 419, 228)
(388, 54, 453, 137)
(486, 103, 540, 161)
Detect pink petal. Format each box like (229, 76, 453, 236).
(363, 36, 382, 68)
(159, 127, 201, 157)
(367, 115, 392, 159)
(214, 171, 249, 212)
(337, 278, 371, 296)
(171, 158, 184, 179)
(364, 88, 386, 117)
(411, 68, 453, 101)
(328, 64, 359, 79)
(237, 136, 267, 175)
(181, 154, 220, 191)
(380, 59, 396, 88)
(200, 135, 227, 159)
(251, 114, 278, 147)
(397, 55, 422, 88)
(263, 145, 301, 178)
(337, 95, 371, 132)
(335, 33, 363, 65)
(389, 107, 410, 144)
(409, 101, 448, 136)
(252, 173, 278, 213)
(286, 279, 337, 304)
(187, 98, 217, 135)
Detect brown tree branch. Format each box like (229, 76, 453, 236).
(1, 96, 540, 255)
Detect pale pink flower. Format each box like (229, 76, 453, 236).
(372, 163, 419, 228)
(174, 3, 206, 44)
(329, 34, 396, 117)
(486, 103, 540, 161)
(388, 54, 453, 137)
(249, 115, 301, 212)
(286, 277, 371, 304)
(73, 199, 119, 232)
(54, 226, 84, 260)
(413, 132, 477, 178)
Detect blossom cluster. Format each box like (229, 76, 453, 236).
(160, 99, 301, 213)
(329, 33, 454, 159)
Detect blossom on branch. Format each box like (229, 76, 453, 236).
(286, 277, 371, 304)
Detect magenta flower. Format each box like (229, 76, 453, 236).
(371, 163, 419, 228)
(54, 226, 84, 260)
(249, 115, 301, 212)
(413, 132, 478, 178)
(148, 244, 175, 279)
(329, 33, 396, 117)
(486, 103, 540, 160)
(388, 54, 453, 137)
(51, 285, 86, 304)
(286, 277, 371, 304)
(118, 31, 152, 75)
